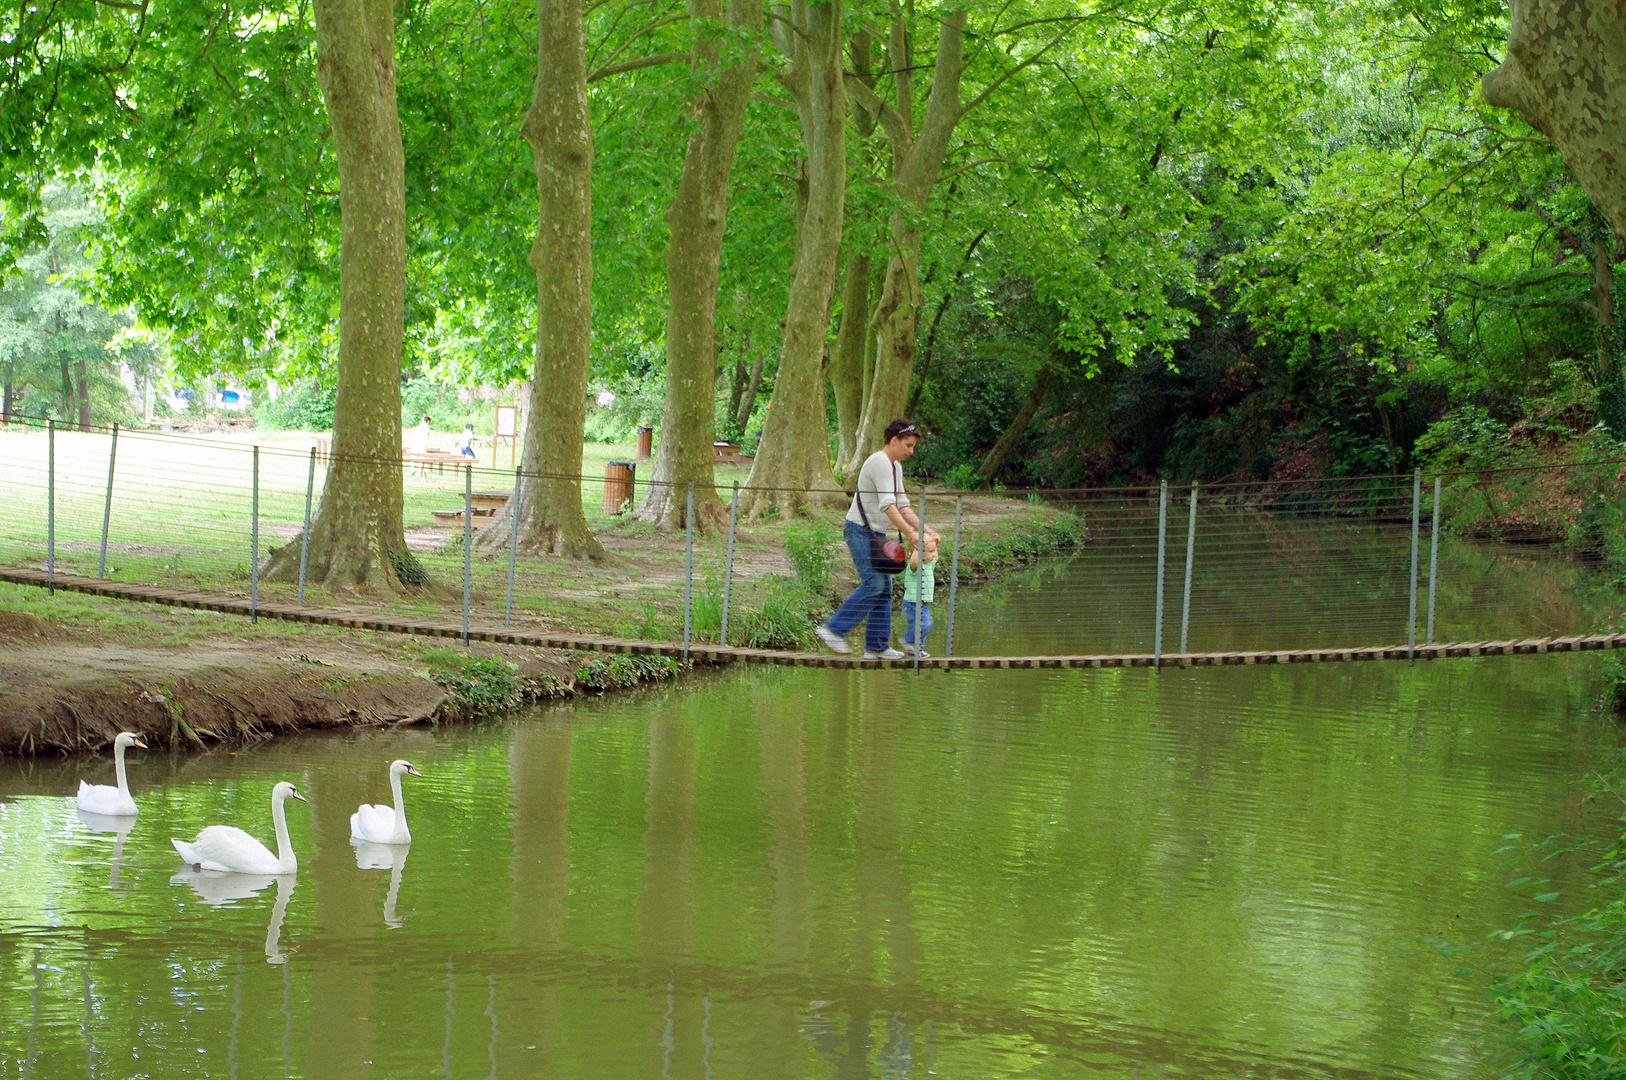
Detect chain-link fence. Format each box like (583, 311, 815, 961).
(2, 416, 1624, 662)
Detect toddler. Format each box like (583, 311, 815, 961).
(901, 533, 938, 657)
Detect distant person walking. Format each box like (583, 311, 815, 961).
(407, 415, 433, 478)
(816, 419, 939, 660)
(457, 422, 477, 460)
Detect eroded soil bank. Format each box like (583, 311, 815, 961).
(0, 607, 636, 757)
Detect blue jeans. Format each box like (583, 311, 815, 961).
(904, 600, 932, 651)
(826, 521, 894, 653)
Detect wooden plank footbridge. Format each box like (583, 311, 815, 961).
(5, 566, 1623, 671)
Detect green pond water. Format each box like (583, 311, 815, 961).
(3, 535, 1626, 1079)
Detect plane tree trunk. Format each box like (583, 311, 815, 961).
(739, 0, 846, 518)
(1483, 0, 1626, 436)
(842, 12, 967, 476)
(1483, 0, 1626, 242)
(264, 0, 415, 592)
(480, 0, 604, 558)
(634, 0, 760, 529)
(829, 247, 870, 471)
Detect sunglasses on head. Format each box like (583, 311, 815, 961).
(897, 424, 917, 436)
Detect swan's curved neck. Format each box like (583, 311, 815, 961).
(113, 740, 131, 798)
(389, 770, 408, 836)
(271, 794, 295, 870)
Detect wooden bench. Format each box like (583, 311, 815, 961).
(713, 442, 754, 465)
(432, 507, 498, 529)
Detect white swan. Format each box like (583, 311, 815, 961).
(172, 781, 308, 875)
(76, 732, 147, 817)
(350, 759, 423, 845)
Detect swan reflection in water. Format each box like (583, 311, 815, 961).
(169, 869, 296, 964)
(352, 840, 410, 928)
(76, 808, 135, 889)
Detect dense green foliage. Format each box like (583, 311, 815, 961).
(0, 0, 1618, 492)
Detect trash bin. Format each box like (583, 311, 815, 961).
(604, 460, 635, 515)
(635, 426, 653, 459)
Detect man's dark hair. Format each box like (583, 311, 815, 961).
(884, 419, 919, 442)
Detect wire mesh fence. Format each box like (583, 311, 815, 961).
(2, 415, 1625, 661)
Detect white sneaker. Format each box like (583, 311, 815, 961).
(814, 625, 851, 655)
(901, 643, 930, 658)
(863, 648, 906, 661)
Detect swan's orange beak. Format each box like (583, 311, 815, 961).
(291, 790, 309, 803)
(132, 739, 149, 750)
(406, 765, 424, 778)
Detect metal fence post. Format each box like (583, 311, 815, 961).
(462, 464, 473, 647)
(1427, 475, 1441, 645)
(946, 497, 963, 657)
(683, 483, 695, 661)
(504, 467, 521, 628)
(721, 481, 739, 647)
(97, 424, 118, 579)
(297, 447, 315, 606)
(1180, 481, 1197, 656)
(1407, 468, 1421, 662)
(913, 492, 926, 672)
(251, 445, 260, 624)
(1154, 480, 1168, 668)
(46, 419, 54, 595)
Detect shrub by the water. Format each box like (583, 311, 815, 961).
(1491, 743, 1626, 1079)
(1493, 836, 1626, 1078)
(572, 653, 681, 691)
(424, 651, 523, 720)
(782, 517, 841, 597)
(957, 511, 1087, 580)
(731, 580, 824, 650)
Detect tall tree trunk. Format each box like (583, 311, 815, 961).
(728, 328, 750, 425)
(2, 373, 13, 422)
(740, 0, 847, 518)
(975, 366, 1055, 482)
(843, 12, 967, 476)
(74, 358, 89, 429)
(480, 0, 604, 558)
(735, 336, 765, 431)
(1484, 0, 1626, 242)
(633, 0, 760, 529)
(58, 352, 72, 421)
(829, 247, 869, 471)
(264, 0, 413, 591)
(828, 30, 878, 476)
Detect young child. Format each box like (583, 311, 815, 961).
(901, 533, 938, 657)
(457, 422, 477, 459)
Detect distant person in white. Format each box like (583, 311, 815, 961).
(407, 415, 433, 477)
(816, 419, 940, 660)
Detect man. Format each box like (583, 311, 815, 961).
(816, 419, 940, 660)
